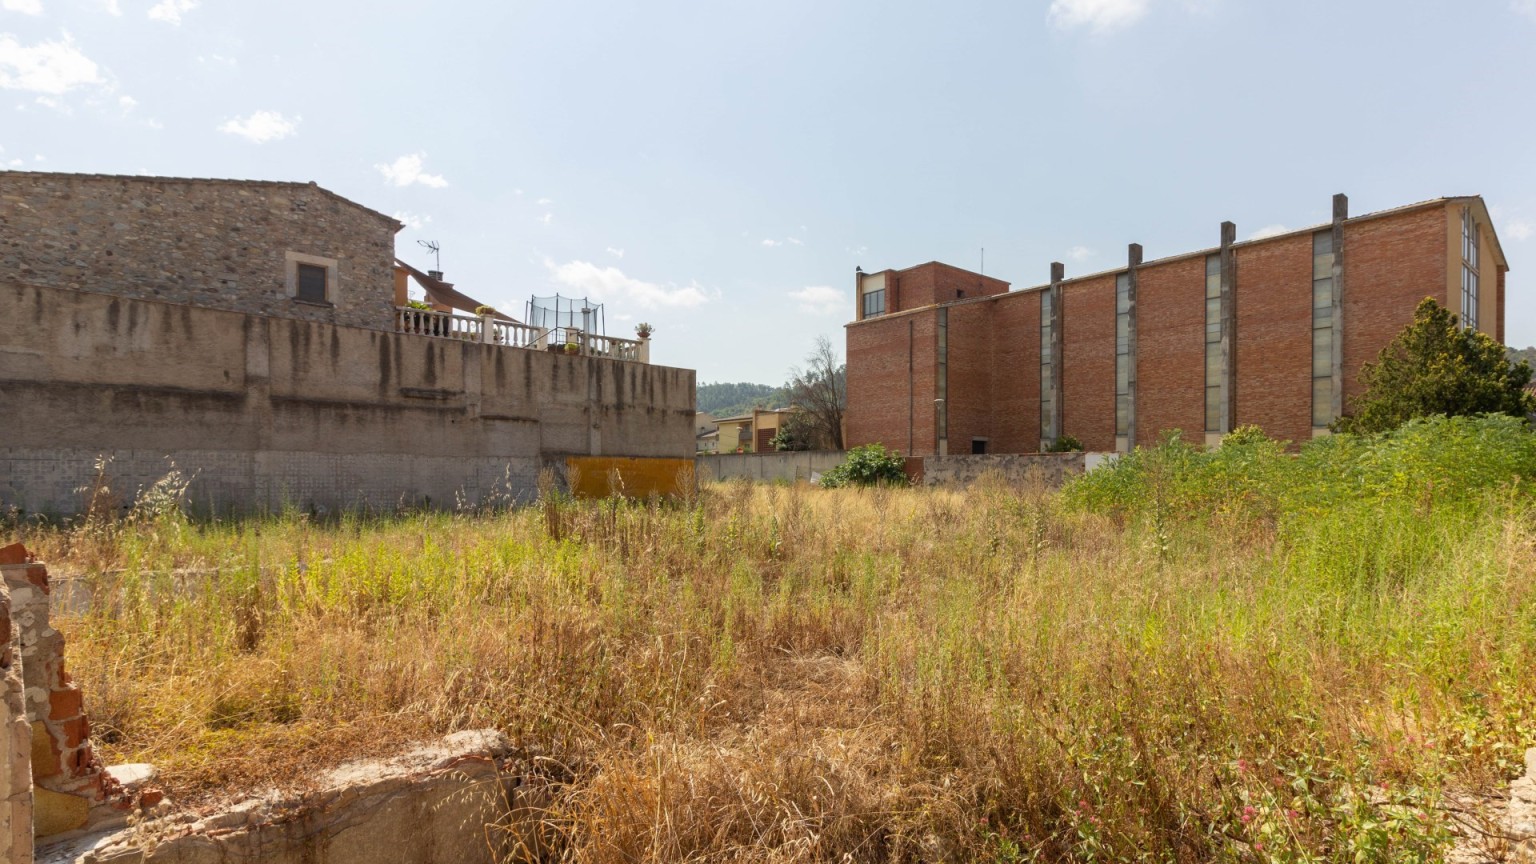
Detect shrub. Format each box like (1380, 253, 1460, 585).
(819, 443, 908, 488)
(1045, 433, 1083, 453)
(1220, 424, 1270, 447)
(1335, 298, 1535, 434)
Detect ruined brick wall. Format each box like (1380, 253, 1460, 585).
(0, 559, 32, 864)
(0, 173, 400, 331)
(0, 547, 107, 838)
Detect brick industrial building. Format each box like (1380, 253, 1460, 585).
(846, 194, 1510, 455)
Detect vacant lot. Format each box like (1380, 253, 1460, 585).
(13, 416, 1536, 862)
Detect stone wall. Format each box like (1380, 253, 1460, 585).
(699, 451, 848, 484)
(921, 452, 1100, 489)
(0, 173, 400, 332)
(1, 282, 696, 515)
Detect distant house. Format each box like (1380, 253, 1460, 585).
(710, 407, 801, 453)
(695, 412, 719, 454)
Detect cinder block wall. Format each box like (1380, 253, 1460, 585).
(0, 173, 399, 332)
(0, 282, 696, 515)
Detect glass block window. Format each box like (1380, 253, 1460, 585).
(1040, 290, 1053, 444)
(1461, 208, 1479, 331)
(1312, 231, 1335, 428)
(1204, 253, 1222, 434)
(1115, 273, 1132, 444)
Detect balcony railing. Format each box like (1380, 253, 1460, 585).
(395, 308, 649, 362)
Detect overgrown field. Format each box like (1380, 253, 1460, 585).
(11, 415, 1536, 863)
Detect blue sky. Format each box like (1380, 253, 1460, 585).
(3, 0, 1534, 385)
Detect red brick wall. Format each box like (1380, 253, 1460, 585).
(890, 262, 1009, 313)
(1135, 255, 1206, 446)
(1341, 206, 1449, 403)
(1233, 232, 1313, 444)
(1061, 274, 1117, 451)
(987, 290, 1043, 453)
(846, 310, 937, 455)
(944, 300, 998, 455)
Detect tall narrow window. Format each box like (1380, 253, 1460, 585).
(1115, 273, 1132, 450)
(1461, 208, 1479, 331)
(1040, 291, 1053, 445)
(1312, 231, 1335, 428)
(1204, 254, 1222, 434)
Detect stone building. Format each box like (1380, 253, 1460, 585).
(0, 172, 694, 514)
(846, 194, 1510, 455)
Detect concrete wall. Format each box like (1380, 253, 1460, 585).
(0, 173, 400, 332)
(699, 451, 847, 484)
(0, 282, 695, 515)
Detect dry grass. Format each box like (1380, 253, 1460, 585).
(11, 464, 1536, 862)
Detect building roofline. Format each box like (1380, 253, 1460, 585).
(0, 171, 404, 231)
(847, 195, 1500, 325)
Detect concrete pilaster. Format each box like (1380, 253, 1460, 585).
(1330, 194, 1348, 423)
(1218, 221, 1237, 435)
(1125, 244, 1142, 449)
(1047, 262, 1064, 445)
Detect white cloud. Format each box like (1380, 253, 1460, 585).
(847, 245, 868, 256)
(392, 211, 431, 231)
(1047, 0, 1149, 32)
(537, 212, 553, 225)
(375, 152, 448, 188)
(147, 0, 196, 25)
(2, 0, 43, 15)
(218, 110, 299, 143)
(545, 258, 711, 309)
(34, 94, 66, 113)
(789, 285, 844, 317)
(606, 247, 624, 258)
(1067, 245, 1093, 262)
(787, 237, 804, 246)
(1248, 224, 1289, 240)
(761, 238, 782, 247)
(102, 0, 120, 15)
(1514, 0, 1536, 22)
(117, 94, 135, 110)
(536, 197, 553, 205)
(0, 33, 103, 96)
(1507, 219, 1534, 242)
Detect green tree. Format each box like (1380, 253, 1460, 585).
(819, 444, 908, 488)
(783, 336, 846, 450)
(770, 411, 817, 451)
(1334, 298, 1534, 435)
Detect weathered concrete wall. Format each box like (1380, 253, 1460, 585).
(0, 554, 33, 864)
(0, 282, 696, 515)
(0, 173, 400, 332)
(921, 452, 1094, 489)
(699, 451, 848, 484)
(41, 731, 534, 864)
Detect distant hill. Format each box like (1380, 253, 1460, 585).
(1508, 346, 1536, 368)
(697, 382, 787, 418)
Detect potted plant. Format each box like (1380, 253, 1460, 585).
(635, 322, 654, 339)
(564, 341, 580, 355)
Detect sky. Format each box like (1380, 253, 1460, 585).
(3, 0, 1535, 385)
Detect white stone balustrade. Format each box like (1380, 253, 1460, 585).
(396, 308, 650, 362)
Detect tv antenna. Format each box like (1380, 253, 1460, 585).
(417, 239, 441, 272)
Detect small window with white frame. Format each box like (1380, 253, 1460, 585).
(286, 251, 340, 306)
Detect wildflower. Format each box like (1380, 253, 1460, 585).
(1254, 841, 1265, 852)
(1241, 805, 1257, 824)
(1237, 759, 1251, 774)
(1286, 809, 1299, 821)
